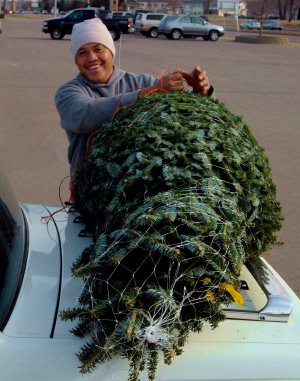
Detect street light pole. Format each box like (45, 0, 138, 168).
(235, 1, 239, 33)
(54, 0, 57, 17)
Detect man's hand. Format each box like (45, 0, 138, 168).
(177, 66, 212, 96)
(138, 71, 186, 98)
(160, 72, 186, 92)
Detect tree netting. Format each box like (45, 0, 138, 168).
(60, 92, 283, 381)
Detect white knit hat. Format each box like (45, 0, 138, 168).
(71, 18, 116, 61)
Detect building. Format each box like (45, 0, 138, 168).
(125, 0, 247, 16)
(126, 0, 169, 13)
(213, 1, 246, 16)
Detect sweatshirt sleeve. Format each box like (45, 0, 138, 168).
(55, 81, 140, 135)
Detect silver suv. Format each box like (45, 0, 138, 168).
(158, 15, 225, 41)
(135, 12, 167, 38)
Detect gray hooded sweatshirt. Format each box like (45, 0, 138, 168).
(55, 67, 159, 177)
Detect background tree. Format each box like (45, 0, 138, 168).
(247, 0, 300, 20)
(203, 0, 212, 14)
(277, 0, 300, 20)
(247, 0, 276, 18)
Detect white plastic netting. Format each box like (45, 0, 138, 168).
(61, 92, 283, 381)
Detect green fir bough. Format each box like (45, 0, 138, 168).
(61, 92, 283, 381)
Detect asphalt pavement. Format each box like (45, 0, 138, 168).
(0, 15, 300, 296)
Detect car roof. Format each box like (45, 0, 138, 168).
(146, 12, 167, 16)
(138, 12, 167, 19)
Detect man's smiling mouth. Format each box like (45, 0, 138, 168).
(88, 64, 101, 71)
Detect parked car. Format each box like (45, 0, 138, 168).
(1, 164, 300, 381)
(15, 8, 26, 14)
(131, 8, 156, 22)
(42, 8, 133, 40)
(158, 15, 224, 41)
(262, 21, 283, 30)
(240, 19, 261, 30)
(111, 11, 134, 19)
(135, 12, 168, 38)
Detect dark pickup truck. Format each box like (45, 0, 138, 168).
(42, 8, 134, 41)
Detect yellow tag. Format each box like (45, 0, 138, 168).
(220, 282, 244, 308)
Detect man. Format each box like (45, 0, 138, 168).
(55, 18, 214, 201)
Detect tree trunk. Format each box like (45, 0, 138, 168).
(288, 0, 295, 21)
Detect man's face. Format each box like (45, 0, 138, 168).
(76, 43, 114, 84)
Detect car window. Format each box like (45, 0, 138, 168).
(0, 198, 16, 278)
(180, 16, 191, 23)
(97, 10, 110, 18)
(0, 171, 26, 329)
(146, 14, 165, 20)
(68, 10, 83, 20)
(83, 10, 94, 19)
(191, 16, 205, 24)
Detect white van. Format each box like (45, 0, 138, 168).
(135, 12, 168, 38)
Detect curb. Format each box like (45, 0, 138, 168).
(234, 35, 290, 44)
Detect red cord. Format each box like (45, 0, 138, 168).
(41, 176, 76, 224)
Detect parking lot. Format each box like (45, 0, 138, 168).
(0, 15, 300, 296)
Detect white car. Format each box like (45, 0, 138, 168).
(240, 19, 262, 30)
(134, 12, 168, 38)
(262, 21, 283, 30)
(1, 168, 300, 381)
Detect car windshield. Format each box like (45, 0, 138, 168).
(0, 169, 26, 329)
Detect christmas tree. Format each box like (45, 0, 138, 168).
(61, 92, 283, 381)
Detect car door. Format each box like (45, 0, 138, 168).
(190, 16, 207, 36)
(178, 15, 193, 36)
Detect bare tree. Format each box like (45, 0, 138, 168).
(203, 0, 212, 14)
(168, 0, 183, 14)
(274, 0, 299, 19)
(286, 0, 300, 20)
(247, 0, 276, 18)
